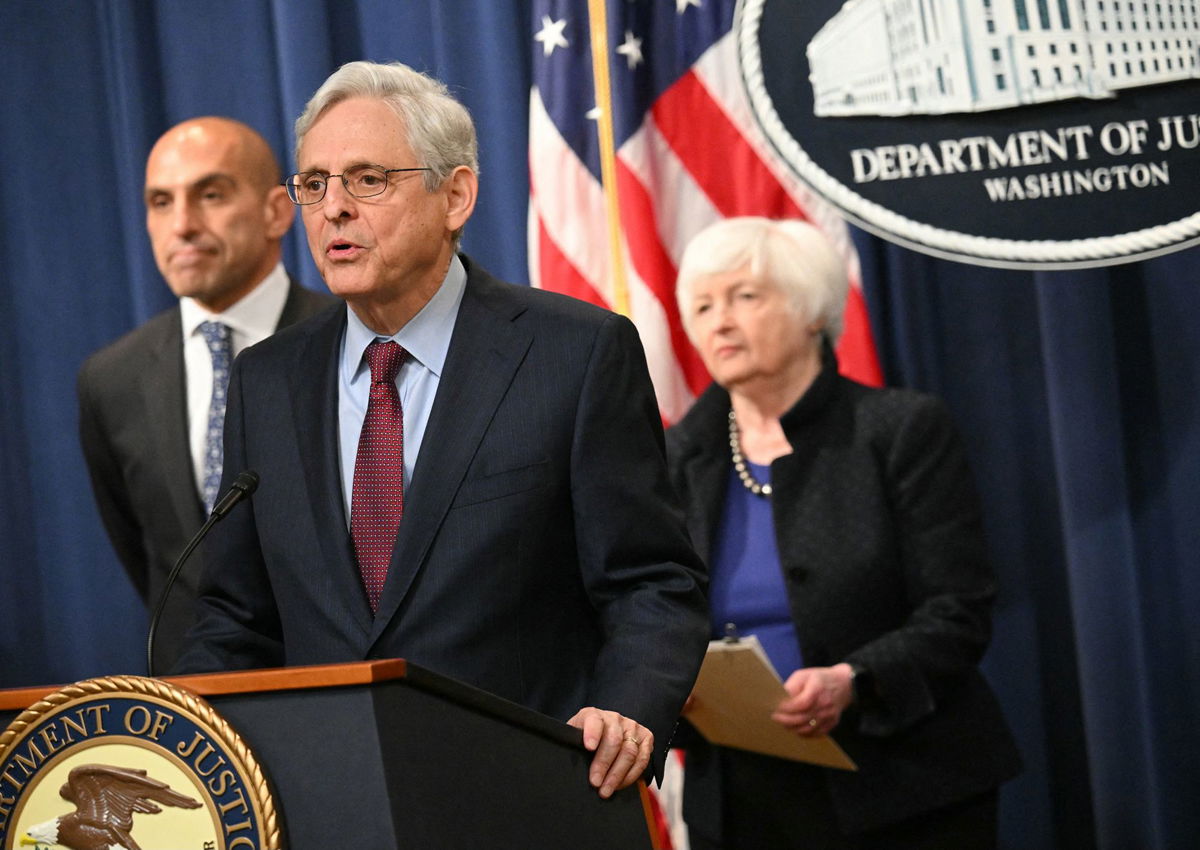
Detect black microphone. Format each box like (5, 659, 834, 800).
(146, 470, 259, 677)
(209, 470, 260, 519)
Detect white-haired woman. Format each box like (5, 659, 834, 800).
(667, 218, 1020, 849)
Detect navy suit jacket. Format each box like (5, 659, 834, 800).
(176, 257, 709, 762)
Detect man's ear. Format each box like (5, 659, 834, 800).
(264, 184, 295, 240)
(443, 166, 478, 234)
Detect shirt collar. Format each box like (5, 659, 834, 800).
(343, 254, 467, 379)
(179, 262, 289, 340)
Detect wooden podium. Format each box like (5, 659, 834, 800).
(0, 660, 659, 849)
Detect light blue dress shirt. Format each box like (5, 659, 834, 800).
(337, 255, 468, 526)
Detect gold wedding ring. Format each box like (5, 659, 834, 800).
(808, 718, 818, 727)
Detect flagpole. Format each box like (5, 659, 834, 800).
(586, 0, 630, 317)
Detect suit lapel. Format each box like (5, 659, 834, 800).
(287, 307, 375, 637)
(143, 284, 328, 541)
(278, 278, 309, 328)
(368, 269, 532, 643)
(141, 313, 205, 534)
(685, 439, 729, 563)
(279, 277, 336, 329)
(679, 390, 734, 562)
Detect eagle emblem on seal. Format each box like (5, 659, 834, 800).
(18, 764, 201, 850)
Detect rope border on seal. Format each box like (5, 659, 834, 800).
(735, 0, 1200, 269)
(0, 675, 280, 850)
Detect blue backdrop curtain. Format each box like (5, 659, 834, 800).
(1, 2, 1196, 848)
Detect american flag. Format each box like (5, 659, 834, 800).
(529, 0, 882, 426)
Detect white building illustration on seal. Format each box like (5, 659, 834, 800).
(808, 0, 1200, 115)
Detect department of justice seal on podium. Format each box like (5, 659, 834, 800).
(0, 676, 278, 850)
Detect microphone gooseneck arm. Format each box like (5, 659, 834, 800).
(146, 470, 259, 677)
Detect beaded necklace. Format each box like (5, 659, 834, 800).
(727, 409, 772, 497)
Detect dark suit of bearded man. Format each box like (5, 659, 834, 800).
(77, 279, 335, 670)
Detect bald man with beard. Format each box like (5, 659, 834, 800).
(78, 117, 336, 671)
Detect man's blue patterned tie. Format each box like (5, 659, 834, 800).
(199, 321, 232, 514)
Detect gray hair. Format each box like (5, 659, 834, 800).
(675, 217, 849, 344)
(294, 60, 479, 192)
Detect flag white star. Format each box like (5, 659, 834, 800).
(616, 30, 644, 69)
(535, 15, 569, 57)
(675, 0, 702, 13)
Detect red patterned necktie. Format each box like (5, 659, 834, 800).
(351, 340, 407, 612)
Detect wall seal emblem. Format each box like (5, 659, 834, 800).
(0, 676, 278, 850)
(738, 0, 1200, 268)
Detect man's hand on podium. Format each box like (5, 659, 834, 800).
(568, 707, 653, 799)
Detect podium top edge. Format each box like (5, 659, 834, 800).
(0, 659, 409, 711)
(1, 659, 587, 754)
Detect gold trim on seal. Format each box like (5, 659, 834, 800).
(0, 675, 280, 850)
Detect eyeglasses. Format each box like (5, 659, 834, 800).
(283, 164, 433, 205)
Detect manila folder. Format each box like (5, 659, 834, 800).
(684, 637, 857, 771)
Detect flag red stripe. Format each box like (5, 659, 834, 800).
(615, 159, 712, 396)
(651, 70, 809, 221)
(535, 215, 609, 309)
(836, 285, 884, 386)
(652, 71, 885, 389)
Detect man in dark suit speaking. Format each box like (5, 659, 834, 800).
(78, 117, 334, 671)
(174, 61, 709, 798)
